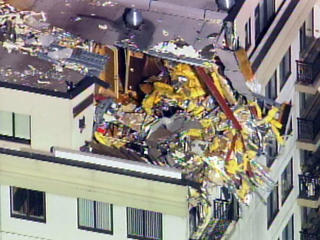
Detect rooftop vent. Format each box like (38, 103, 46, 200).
(217, 0, 236, 11)
(124, 8, 143, 29)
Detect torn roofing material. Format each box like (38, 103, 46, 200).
(12, 0, 253, 99)
(0, 46, 84, 92)
(0, 1, 108, 94)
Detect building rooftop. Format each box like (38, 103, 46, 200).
(0, 46, 84, 93)
(30, 0, 226, 53)
(0, 1, 109, 96)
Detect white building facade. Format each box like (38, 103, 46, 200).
(0, 0, 319, 240)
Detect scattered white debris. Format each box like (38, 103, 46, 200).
(151, 41, 201, 59)
(162, 29, 169, 36)
(98, 24, 108, 30)
(48, 48, 73, 60)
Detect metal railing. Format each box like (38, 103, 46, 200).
(297, 113, 320, 142)
(189, 198, 239, 240)
(299, 175, 320, 200)
(300, 231, 319, 240)
(297, 59, 320, 85)
(297, 61, 315, 85)
(213, 198, 239, 221)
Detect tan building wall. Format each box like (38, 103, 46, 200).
(0, 85, 94, 152)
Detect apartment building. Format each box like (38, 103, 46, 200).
(228, 0, 320, 240)
(0, 0, 317, 240)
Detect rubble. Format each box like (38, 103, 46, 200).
(0, 1, 107, 86)
(93, 60, 285, 204)
(0, 1, 290, 238)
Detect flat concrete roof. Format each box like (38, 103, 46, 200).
(0, 46, 84, 93)
(30, 0, 225, 52)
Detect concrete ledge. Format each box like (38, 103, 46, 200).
(297, 198, 320, 208)
(296, 140, 318, 152)
(0, 153, 188, 217)
(295, 83, 318, 95)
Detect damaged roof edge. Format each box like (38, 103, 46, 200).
(0, 147, 199, 187)
(0, 76, 109, 99)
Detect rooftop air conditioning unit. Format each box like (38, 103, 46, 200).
(217, 0, 236, 11)
(124, 8, 143, 29)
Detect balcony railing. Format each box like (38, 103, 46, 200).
(299, 175, 320, 201)
(297, 118, 318, 141)
(213, 199, 239, 221)
(297, 59, 320, 85)
(297, 112, 320, 142)
(300, 231, 319, 240)
(190, 198, 239, 240)
(297, 61, 315, 85)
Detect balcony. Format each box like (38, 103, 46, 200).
(213, 199, 239, 221)
(300, 206, 320, 240)
(298, 175, 320, 208)
(189, 198, 239, 240)
(296, 39, 320, 94)
(297, 108, 320, 151)
(297, 118, 320, 142)
(296, 59, 320, 94)
(300, 231, 319, 240)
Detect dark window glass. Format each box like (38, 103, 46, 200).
(255, 0, 276, 43)
(255, 6, 260, 41)
(282, 215, 294, 240)
(266, 139, 278, 167)
(265, 70, 277, 100)
(0, 112, 31, 144)
(287, 117, 292, 135)
(78, 199, 113, 234)
(245, 18, 252, 50)
(267, 184, 279, 227)
(280, 47, 291, 90)
(300, 22, 307, 54)
(281, 159, 293, 203)
(127, 207, 162, 240)
(189, 206, 201, 235)
(11, 187, 45, 222)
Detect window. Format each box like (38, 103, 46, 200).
(300, 22, 307, 54)
(267, 184, 279, 227)
(282, 215, 294, 240)
(189, 205, 203, 235)
(266, 139, 278, 167)
(127, 207, 162, 240)
(78, 199, 113, 234)
(255, 0, 275, 43)
(0, 111, 31, 144)
(265, 70, 277, 100)
(255, 6, 260, 41)
(281, 158, 293, 203)
(279, 47, 291, 90)
(245, 18, 252, 50)
(10, 187, 45, 222)
(287, 117, 292, 135)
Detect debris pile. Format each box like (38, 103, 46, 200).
(94, 61, 285, 205)
(0, 1, 107, 88)
(0, 1, 289, 237)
